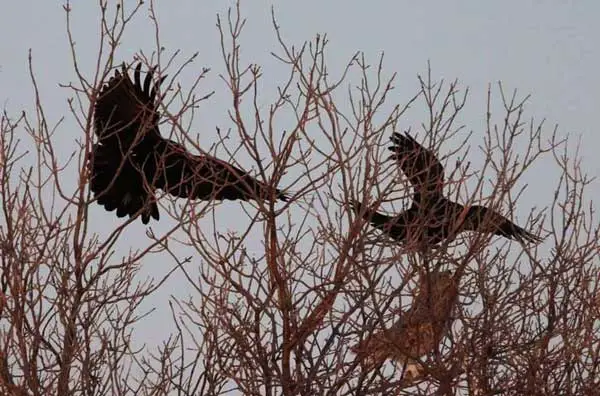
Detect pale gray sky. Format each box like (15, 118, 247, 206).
(1, 0, 598, 364)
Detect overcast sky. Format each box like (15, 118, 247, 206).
(1, 0, 598, 359)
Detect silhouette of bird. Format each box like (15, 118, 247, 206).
(352, 270, 459, 378)
(351, 132, 542, 246)
(90, 62, 288, 224)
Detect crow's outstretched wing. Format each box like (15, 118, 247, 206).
(94, 63, 165, 149)
(388, 132, 445, 202)
(464, 205, 543, 244)
(153, 141, 289, 202)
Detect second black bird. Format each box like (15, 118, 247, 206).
(352, 132, 542, 247)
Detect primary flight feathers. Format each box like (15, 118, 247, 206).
(352, 132, 542, 246)
(387, 132, 445, 202)
(90, 62, 288, 224)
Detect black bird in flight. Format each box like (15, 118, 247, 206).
(351, 132, 542, 247)
(352, 270, 459, 378)
(90, 63, 288, 224)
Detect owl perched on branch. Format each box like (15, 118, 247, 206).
(352, 270, 459, 379)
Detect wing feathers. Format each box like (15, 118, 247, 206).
(465, 205, 543, 244)
(155, 142, 288, 202)
(387, 132, 445, 199)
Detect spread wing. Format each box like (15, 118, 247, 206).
(464, 205, 543, 244)
(94, 63, 166, 150)
(152, 140, 289, 202)
(388, 132, 445, 203)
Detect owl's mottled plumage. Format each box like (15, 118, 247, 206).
(352, 271, 459, 377)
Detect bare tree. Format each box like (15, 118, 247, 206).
(1, 2, 598, 395)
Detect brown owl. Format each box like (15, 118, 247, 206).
(352, 270, 459, 379)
